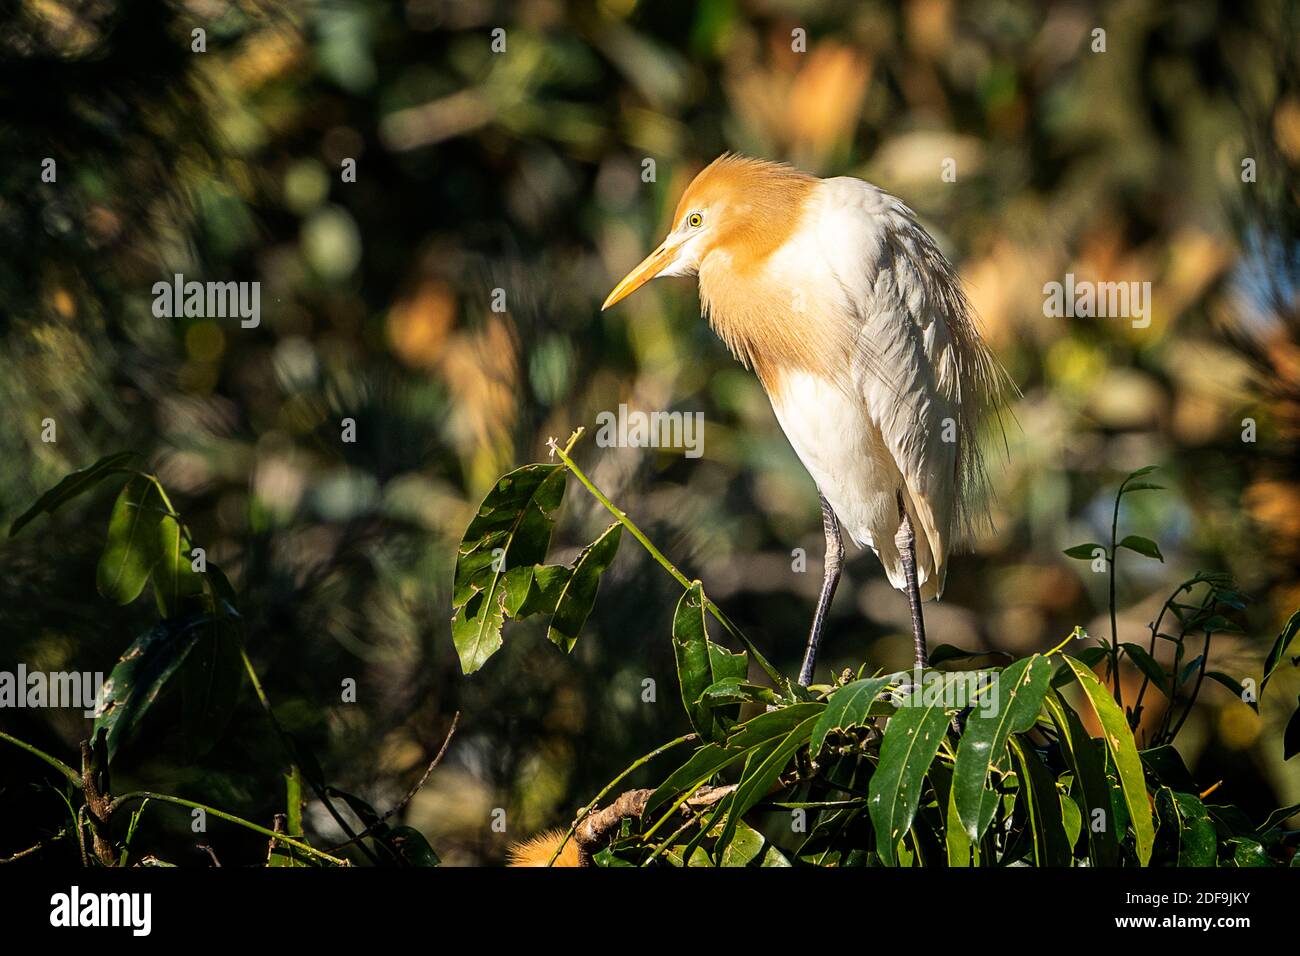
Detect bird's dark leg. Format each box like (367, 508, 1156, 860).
(895, 491, 929, 669)
(799, 493, 843, 687)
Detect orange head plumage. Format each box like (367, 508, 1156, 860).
(601, 153, 817, 311)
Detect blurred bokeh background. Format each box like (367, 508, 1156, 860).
(2, 0, 1298, 864)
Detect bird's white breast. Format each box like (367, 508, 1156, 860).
(758, 177, 959, 599)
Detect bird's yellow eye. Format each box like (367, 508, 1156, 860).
(688, 212, 703, 228)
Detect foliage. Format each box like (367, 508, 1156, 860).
(1, 456, 445, 867)
(452, 450, 1300, 866)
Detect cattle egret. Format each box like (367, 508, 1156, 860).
(602, 154, 1012, 685)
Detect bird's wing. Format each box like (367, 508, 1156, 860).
(814, 178, 1008, 574)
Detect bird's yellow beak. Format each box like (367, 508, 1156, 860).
(601, 241, 681, 311)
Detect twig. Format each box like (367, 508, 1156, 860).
(547, 432, 791, 693)
(1, 828, 68, 864)
(108, 791, 347, 866)
(0, 730, 82, 787)
(326, 712, 460, 852)
(544, 732, 695, 866)
(196, 844, 222, 867)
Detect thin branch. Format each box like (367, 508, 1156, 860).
(326, 711, 460, 852)
(0, 730, 82, 787)
(548, 432, 791, 693)
(108, 791, 347, 866)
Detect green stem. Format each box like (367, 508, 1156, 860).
(0, 730, 82, 787)
(1109, 481, 1123, 711)
(108, 791, 346, 866)
(236, 645, 382, 866)
(549, 433, 791, 693)
(545, 732, 696, 866)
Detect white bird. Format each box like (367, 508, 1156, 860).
(603, 154, 1012, 684)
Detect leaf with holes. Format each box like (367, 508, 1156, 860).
(547, 522, 622, 653)
(953, 654, 1054, 843)
(869, 673, 963, 866)
(451, 464, 566, 674)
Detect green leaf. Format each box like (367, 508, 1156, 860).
(928, 644, 1012, 666)
(450, 464, 566, 674)
(1285, 698, 1300, 761)
(644, 743, 747, 817)
(1063, 657, 1156, 865)
(1261, 609, 1300, 698)
(1156, 789, 1216, 866)
(179, 603, 243, 755)
(1121, 481, 1164, 493)
(1203, 671, 1259, 713)
(94, 616, 208, 759)
(953, 655, 1054, 843)
(1117, 535, 1164, 562)
(671, 582, 749, 741)
(515, 565, 571, 617)
(96, 476, 163, 605)
(697, 678, 777, 708)
(1045, 692, 1119, 866)
(154, 514, 205, 618)
(1140, 745, 1195, 791)
(1256, 801, 1300, 834)
(809, 676, 893, 755)
(646, 703, 824, 818)
(9, 451, 135, 536)
(385, 826, 441, 866)
(1121, 643, 1169, 696)
(1224, 837, 1270, 867)
(869, 674, 960, 866)
(929, 762, 972, 867)
(547, 522, 622, 653)
(1063, 543, 1106, 560)
(1008, 737, 1072, 866)
(717, 714, 820, 853)
(1051, 646, 1108, 687)
(720, 820, 791, 867)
